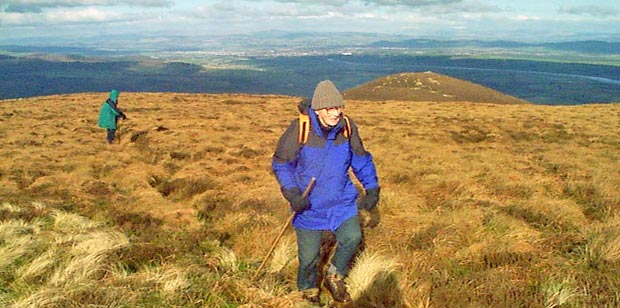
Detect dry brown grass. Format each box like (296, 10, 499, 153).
(1, 92, 620, 307)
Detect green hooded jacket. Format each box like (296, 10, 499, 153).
(98, 90, 121, 129)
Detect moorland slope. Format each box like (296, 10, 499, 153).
(1, 91, 620, 307)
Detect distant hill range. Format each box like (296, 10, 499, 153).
(367, 39, 620, 54)
(343, 72, 531, 104)
(1, 50, 617, 104)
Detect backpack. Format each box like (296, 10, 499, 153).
(298, 113, 351, 144)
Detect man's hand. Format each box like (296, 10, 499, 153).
(361, 207, 381, 228)
(357, 187, 380, 211)
(282, 187, 310, 213)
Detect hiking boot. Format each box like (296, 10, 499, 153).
(301, 288, 320, 304)
(323, 273, 352, 303)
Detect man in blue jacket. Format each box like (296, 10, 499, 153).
(272, 80, 380, 304)
(97, 89, 126, 144)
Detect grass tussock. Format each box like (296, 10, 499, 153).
(1, 92, 620, 306)
(0, 201, 239, 307)
(267, 237, 296, 274)
(347, 251, 407, 307)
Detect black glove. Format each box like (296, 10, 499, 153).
(120, 112, 127, 120)
(282, 187, 310, 213)
(357, 187, 380, 211)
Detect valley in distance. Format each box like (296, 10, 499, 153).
(2, 34, 620, 104)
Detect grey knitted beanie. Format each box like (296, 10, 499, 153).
(311, 80, 344, 110)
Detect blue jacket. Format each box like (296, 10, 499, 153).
(272, 102, 379, 231)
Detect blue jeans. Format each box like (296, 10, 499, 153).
(295, 215, 361, 290)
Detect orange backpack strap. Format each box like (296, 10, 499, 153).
(298, 114, 351, 144)
(298, 113, 311, 144)
(343, 115, 352, 138)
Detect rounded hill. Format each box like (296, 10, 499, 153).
(344, 72, 531, 104)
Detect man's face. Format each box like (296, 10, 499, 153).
(315, 106, 344, 127)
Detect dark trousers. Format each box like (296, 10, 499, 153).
(106, 129, 116, 144)
(295, 215, 361, 290)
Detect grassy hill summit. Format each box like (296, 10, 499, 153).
(1, 91, 620, 307)
(344, 72, 531, 104)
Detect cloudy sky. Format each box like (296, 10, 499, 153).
(1, 0, 619, 43)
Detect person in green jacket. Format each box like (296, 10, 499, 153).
(97, 89, 127, 144)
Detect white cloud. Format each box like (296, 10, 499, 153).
(1, 0, 619, 42)
(362, 0, 462, 7)
(2, 0, 172, 13)
(513, 14, 541, 21)
(0, 8, 140, 25)
(186, 1, 363, 22)
(272, 0, 350, 6)
(558, 5, 619, 18)
(46, 8, 120, 23)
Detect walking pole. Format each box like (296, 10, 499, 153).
(253, 177, 316, 281)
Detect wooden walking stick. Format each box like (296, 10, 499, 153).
(253, 177, 316, 281)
